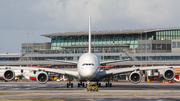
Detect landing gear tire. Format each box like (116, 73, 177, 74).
(98, 83, 101, 87)
(78, 83, 80, 87)
(67, 77, 73, 88)
(106, 83, 108, 87)
(82, 83, 85, 87)
(110, 83, 112, 87)
(106, 83, 112, 87)
(71, 83, 73, 87)
(67, 83, 73, 88)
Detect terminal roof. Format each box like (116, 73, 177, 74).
(41, 28, 180, 37)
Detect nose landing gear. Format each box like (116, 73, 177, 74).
(106, 82, 112, 87)
(96, 81, 101, 87)
(78, 82, 85, 87)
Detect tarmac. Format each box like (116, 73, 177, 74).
(0, 81, 180, 101)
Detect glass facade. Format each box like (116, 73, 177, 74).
(138, 44, 151, 50)
(50, 30, 180, 51)
(1, 55, 180, 61)
(0, 57, 19, 61)
(50, 34, 152, 50)
(156, 30, 180, 40)
(172, 41, 180, 48)
(22, 46, 42, 52)
(40, 47, 127, 54)
(45, 30, 180, 61)
(22, 47, 33, 52)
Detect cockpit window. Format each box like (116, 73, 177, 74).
(82, 63, 95, 66)
(90, 63, 95, 66)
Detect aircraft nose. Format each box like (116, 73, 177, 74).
(79, 67, 96, 78)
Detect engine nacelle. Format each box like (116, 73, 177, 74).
(36, 71, 48, 84)
(129, 71, 142, 84)
(163, 69, 175, 80)
(0, 70, 15, 81)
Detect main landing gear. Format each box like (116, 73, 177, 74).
(106, 82, 112, 87)
(67, 77, 73, 88)
(106, 77, 112, 87)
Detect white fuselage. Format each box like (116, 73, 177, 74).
(77, 53, 100, 80)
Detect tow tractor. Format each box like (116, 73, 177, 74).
(86, 83, 98, 91)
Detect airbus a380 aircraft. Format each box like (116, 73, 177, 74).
(0, 16, 180, 88)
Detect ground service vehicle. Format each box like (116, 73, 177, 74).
(87, 83, 98, 91)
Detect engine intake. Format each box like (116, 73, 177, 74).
(0, 70, 15, 81)
(36, 72, 48, 84)
(163, 69, 175, 80)
(129, 71, 142, 84)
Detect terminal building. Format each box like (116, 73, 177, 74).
(1, 28, 180, 69)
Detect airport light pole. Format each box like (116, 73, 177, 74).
(27, 32, 29, 67)
(19, 47, 21, 55)
(31, 31, 33, 67)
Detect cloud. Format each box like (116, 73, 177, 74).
(30, 0, 180, 30)
(31, 0, 103, 30)
(125, 0, 169, 27)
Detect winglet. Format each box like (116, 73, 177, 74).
(88, 16, 91, 53)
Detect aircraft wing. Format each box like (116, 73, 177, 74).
(0, 66, 79, 78)
(28, 67, 79, 78)
(99, 66, 180, 79)
(42, 68, 78, 77)
(47, 59, 78, 64)
(100, 59, 131, 64)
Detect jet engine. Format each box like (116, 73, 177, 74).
(36, 71, 48, 84)
(129, 71, 142, 84)
(0, 70, 15, 81)
(163, 69, 175, 80)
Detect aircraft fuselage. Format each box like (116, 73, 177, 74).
(77, 53, 100, 81)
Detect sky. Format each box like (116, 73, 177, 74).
(1, 0, 180, 53)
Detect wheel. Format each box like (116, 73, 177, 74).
(91, 87, 93, 91)
(106, 83, 108, 87)
(78, 83, 80, 87)
(67, 83, 69, 88)
(110, 83, 112, 87)
(98, 83, 101, 87)
(71, 83, 73, 87)
(82, 83, 85, 87)
(96, 89, 98, 91)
